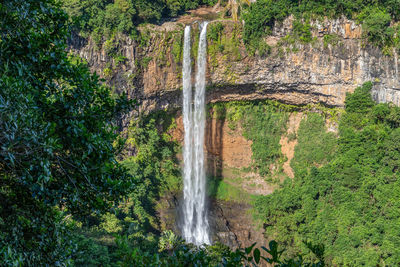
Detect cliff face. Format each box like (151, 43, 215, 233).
(68, 13, 399, 249)
(69, 15, 400, 116)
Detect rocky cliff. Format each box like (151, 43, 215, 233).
(69, 13, 400, 117)
(68, 11, 400, 249)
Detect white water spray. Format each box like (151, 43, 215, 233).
(182, 22, 211, 246)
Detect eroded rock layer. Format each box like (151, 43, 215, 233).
(69, 16, 400, 118)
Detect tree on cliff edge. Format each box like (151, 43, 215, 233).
(0, 0, 133, 265)
(215, 0, 252, 21)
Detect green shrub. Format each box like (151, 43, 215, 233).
(114, 54, 127, 67)
(292, 19, 313, 44)
(172, 30, 184, 64)
(158, 230, 184, 252)
(241, 103, 289, 176)
(71, 234, 112, 267)
(242, 0, 288, 52)
(344, 81, 375, 113)
(291, 113, 337, 177)
(208, 22, 225, 43)
(323, 33, 341, 48)
(100, 213, 123, 234)
(140, 56, 153, 68)
(103, 67, 112, 78)
(258, 41, 271, 56)
(242, 0, 288, 45)
(358, 7, 395, 49)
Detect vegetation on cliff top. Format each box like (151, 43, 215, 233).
(64, 0, 400, 59)
(62, 0, 218, 40)
(242, 0, 400, 52)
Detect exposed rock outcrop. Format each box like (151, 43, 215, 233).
(69, 15, 400, 118)
(210, 200, 266, 249)
(157, 194, 266, 250)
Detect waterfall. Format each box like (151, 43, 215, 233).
(182, 22, 211, 246)
(182, 25, 195, 244)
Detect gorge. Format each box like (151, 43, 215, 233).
(66, 8, 400, 258)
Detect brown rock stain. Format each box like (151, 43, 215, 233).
(171, 113, 253, 171)
(206, 118, 252, 170)
(279, 112, 303, 178)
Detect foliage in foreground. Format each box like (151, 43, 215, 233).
(0, 0, 132, 265)
(255, 82, 400, 265)
(114, 232, 324, 267)
(69, 227, 324, 266)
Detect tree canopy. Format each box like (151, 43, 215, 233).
(0, 0, 133, 264)
(62, 0, 219, 39)
(255, 82, 400, 265)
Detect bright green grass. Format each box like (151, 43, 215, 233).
(207, 177, 262, 204)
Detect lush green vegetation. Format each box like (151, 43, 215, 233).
(0, 0, 133, 265)
(242, 0, 400, 52)
(62, 0, 217, 40)
(122, 111, 181, 232)
(4, 0, 400, 266)
(64, 0, 400, 56)
(208, 177, 255, 203)
(207, 22, 245, 72)
(290, 113, 337, 177)
(66, 111, 182, 266)
(255, 82, 400, 265)
(241, 0, 288, 51)
(240, 102, 290, 176)
(112, 235, 325, 266)
(208, 86, 400, 265)
(209, 101, 339, 182)
(62, 0, 400, 56)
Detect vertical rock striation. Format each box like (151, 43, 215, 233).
(68, 17, 400, 115)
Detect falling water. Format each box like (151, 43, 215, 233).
(182, 22, 211, 246)
(182, 25, 195, 244)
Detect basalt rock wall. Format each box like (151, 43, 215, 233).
(69, 15, 400, 120)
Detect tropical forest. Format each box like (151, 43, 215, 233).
(2, 0, 400, 266)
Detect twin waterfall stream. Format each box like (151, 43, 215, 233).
(181, 22, 211, 246)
